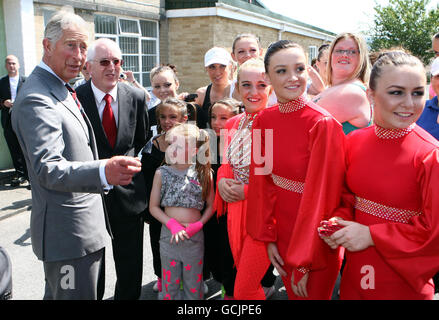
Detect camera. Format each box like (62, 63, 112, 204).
(184, 93, 198, 102)
(120, 73, 127, 80)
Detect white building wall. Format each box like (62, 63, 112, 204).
(3, 0, 36, 76)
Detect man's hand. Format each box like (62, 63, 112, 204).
(3, 99, 13, 108)
(105, 156, 141, 186)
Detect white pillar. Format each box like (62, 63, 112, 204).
(3, 0, 36, 76)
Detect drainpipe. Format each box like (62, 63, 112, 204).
(278, 24, 285, 40)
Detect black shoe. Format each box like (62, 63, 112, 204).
(10, 177, 20, 187)
(11, 176, 27, 187)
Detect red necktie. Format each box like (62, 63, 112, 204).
(65, 84, 82, 110)
(102, 94, 117, 148)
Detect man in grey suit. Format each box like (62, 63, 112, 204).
(11, 10, 142, 300)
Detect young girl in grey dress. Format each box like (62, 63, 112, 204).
(149, 123, 214, 300)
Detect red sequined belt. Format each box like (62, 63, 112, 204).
(271, 174, 305, 194)
(354, 196, 422, 224)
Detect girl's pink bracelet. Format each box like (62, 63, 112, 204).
(166, 218, 185, 235)
(186, 221, 203, 238)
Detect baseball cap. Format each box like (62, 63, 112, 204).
(204, 47, 231, 67)
(431, 57, 439, 76)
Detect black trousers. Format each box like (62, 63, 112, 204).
(204, 214, 236, 296)
(148, 216, 162, 278)
(1, 111, 27, 179)
(108, 213, 144, 300)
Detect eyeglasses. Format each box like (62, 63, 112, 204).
(96, 59, 123, 67)
(334, 49, 359, 56)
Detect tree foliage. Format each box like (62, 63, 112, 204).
(369, 0, 439, 64)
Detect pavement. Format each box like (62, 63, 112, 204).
(0, 168, 288, 300)
(0, 169, 32, 222)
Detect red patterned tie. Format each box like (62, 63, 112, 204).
(65, 84, 82, 110)
(102, 93, 117, 148)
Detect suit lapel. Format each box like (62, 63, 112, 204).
(17, 76, 25, 91)
(5, 76, 11, 99)
(81, 111, 99, 160)
(81, 82, 115, 153)
(115, 84, 131, 153)
(45, 77, 90, 141)
(32, 67, 89, 140)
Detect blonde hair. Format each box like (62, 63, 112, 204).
(236, 57, 265, 84)
(326, 32, 370, 86)
(165, 124, 212, 200)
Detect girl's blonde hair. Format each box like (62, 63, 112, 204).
(165, 123, 212, 200)
(326, 32, 370, 86)
(155, 98, 187, 133)
(236, 57, 265, 84)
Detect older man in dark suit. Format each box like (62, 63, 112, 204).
(11, 10, 142, 300)
(0, 55, 28, 186)
(76, 38, 149, 300)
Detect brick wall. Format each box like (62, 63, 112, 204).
(166, 15, 328, 93)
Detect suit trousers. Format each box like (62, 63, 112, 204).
(109, 213, 144, 300)
(43, 248, 105, 300)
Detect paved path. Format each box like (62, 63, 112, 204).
(0, 171, 287, 300)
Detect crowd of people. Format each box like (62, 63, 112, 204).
(2, 8, 439, 301)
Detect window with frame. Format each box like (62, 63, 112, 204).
(94, 15, 159, 88)
(308, 46, 317, 62)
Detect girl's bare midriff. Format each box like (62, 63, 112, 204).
(165, 207, 201, 225)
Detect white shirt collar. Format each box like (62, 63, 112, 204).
(90, 80, 118, 104)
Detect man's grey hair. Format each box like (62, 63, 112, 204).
(44, 9, 88, 45)
(87, 38, 122, 62)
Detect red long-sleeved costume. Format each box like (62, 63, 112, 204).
(334, 124, 439, 300)
(214, 112, 271, 300)
(246, 97, 346, 299)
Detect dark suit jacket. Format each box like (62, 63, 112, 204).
(0, 74, 26, 129)
(77, 80, 149, 218)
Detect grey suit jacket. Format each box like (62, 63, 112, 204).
(11, 66, 110, 262)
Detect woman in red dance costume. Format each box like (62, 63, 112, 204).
(214, 58, 273, 299)
(246, 40, 346, 300)
(321, 51, 439, 300)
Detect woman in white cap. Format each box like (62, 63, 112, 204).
(194, 47, 234, 128)
(417, 57, 439, 140)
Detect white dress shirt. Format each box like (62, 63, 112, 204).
(90, 81, 119, 127)
(9, 75, 19, 102)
